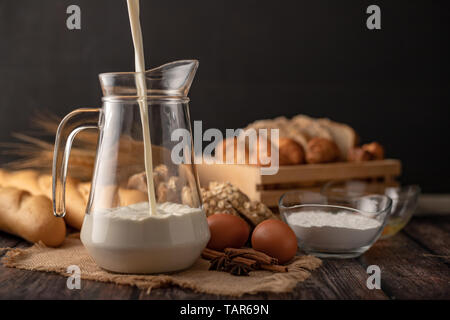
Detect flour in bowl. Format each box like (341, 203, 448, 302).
(286, 210, 382, 251)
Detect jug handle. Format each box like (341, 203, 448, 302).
(52, 108, 101, 218)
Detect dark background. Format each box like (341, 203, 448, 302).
(0, 0, 448, 192)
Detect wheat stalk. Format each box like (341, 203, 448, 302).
(0, 114, 98, 180)
(1, 113, 171, 181)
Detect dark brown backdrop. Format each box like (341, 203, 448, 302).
(0, 0, 449, 192)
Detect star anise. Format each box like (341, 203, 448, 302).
(226, 262, 252, 276)
(209, 255, 228, 271)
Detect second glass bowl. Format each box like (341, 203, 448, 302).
(322, 181, 420, 239)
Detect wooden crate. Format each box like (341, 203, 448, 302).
(197, 159, 402, 207)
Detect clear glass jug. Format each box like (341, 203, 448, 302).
(52, 60, 210, 274)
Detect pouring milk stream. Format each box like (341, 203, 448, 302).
(126, 0, 157, 215)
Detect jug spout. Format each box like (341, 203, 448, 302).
(99, 60, 199, 99)
(146, 60, 199, 97)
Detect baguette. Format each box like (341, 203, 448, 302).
(37, 175, 86, 229)
(0, 169, 154, 229)
(0, 169, 86, 230)
(0, 187, 66, 247)
(118, 188, 148, 207)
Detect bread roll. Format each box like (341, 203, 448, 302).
(277, 137, 305, 165)
(362, 142, 385, 160)
(219, 137, 249, 164)
(317, 118, 358, 160)
(0, 187, 66, 247)
(306, 138, 340, 164)
(244, 114, 359, 163)
(348, 147, 373, 162)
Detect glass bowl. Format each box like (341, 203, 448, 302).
(278, 191, 392, 258)
(322, 181, 420, 239)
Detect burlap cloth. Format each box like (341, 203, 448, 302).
(1, 234, 321, 297)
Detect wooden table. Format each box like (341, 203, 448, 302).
(0, 215, 449, 300)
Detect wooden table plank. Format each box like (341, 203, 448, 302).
(1, 216, 449, 300)
(359, 232, 450, 299)
(0, 242, 386, 300)
(0, 256, 378, 300)
(403, 216, 450, 259)
(0, 232, 22, 254)
(136, 259, 387, 300)
(0, 265, 137, 299)
(0, 233, 137, 300)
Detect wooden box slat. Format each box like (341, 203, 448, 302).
(259, 159, 401, 184)
(197, 159, 402, 207)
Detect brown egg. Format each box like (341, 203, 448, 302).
(207, 213, 250, 251)
(251, 219, 298, 264)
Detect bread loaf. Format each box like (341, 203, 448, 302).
(0, 187, 66, 247)
(291, 114, 333, 142)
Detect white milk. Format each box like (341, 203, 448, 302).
(126, 0, 157, 214)
(81, 202, 210, 273)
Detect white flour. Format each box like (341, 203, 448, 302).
(286, 210, 382, 251)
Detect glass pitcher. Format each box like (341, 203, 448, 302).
(52, 60, 210, 274)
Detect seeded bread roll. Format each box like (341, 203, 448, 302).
(205, 182, 276, 227)
(0, 187, 66, 247)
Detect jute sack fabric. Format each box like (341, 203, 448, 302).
(2, 234, 321, 297)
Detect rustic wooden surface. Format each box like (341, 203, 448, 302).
(0, 215, 449, 300)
